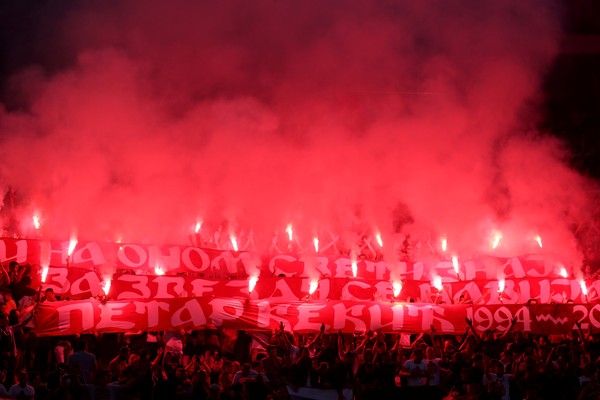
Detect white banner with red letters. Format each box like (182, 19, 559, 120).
(3, 237, 595, 336)
(42, 268, 597, 305)
(34, 299, 594, 336)
(0, 237, 568, 280)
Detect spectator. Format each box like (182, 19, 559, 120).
(8, 369, 35, 400)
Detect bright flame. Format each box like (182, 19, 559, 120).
(313, 237, 319, 253)
(33, 213, 41, 230)
(452, 256, 459, 275)
(351, 260, 358, 278)
(41, 266, 49, 283)
(376, 234, 383, 248)
(559, 266, 568, 278)
(102, 279, 112, 296)
(230, 236, 238, 251)
(392, 281, 402, 297)
(248, 276, 259, 293)
(441, 237, 447, 252)
(309, 279, 319, 295)
(154, 265, 166, 276)
(492, 232, 503, 249)
(286, 224, 293, 241)
(535, 235, 543, 248)
(498, 278, 506, 293)
(432, 275, 443, 291)
(580, 280, 588, 296)
(195, 220, 202, 233)
(68, 236, 78, 257)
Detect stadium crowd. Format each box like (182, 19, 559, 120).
(2, 260, 600, 400)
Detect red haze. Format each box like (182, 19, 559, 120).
(0, 1, 595, 269)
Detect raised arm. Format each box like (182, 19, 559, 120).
(465, 318, 481, 342)
(305, 323, 325, 348)
(0, 262, 10, 286)
(499, 317, 517, 341)
(249, 331, 271, 350)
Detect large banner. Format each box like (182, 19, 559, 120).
(1, 237, 569, 280)
(4, 237, 594, 336)
(34, 299, 593, 336)
(43, 267, 596, 305)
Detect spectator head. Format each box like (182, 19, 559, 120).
(231, 361, 241, 373)
(267, 345, 277, 357)
(44, 288, 56, 302)
(8, 261, 19, 273)
(241, 363, 252, 375)
(426, 346, 436, 360)
(412, 348, 424, 362)
(74, 338, 88, 352)
(443, 339, 455, 353)
(210, 383, 221, 397)
(119, 346, 130, 360)
(19, 275, 32, 287)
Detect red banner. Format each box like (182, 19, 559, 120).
(34, 299, 590, 336)
(1, 237, 569, 280)
(43, 268, 598, 305)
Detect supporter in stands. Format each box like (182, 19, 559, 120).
(8, 369, 35, 400)
(3, 314, 600, 400)
(41, 287, 57, 302)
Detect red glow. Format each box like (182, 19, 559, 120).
(248, 275, 258, 293)
(309, 279, 319, 295)
(0, 1, 591, 273)
(375, 234, 383, 248)
(68, 236, 78, 257)
(498, 277, 506, 293)
(452, 255, 459, 275)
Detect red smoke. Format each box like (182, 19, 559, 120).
(0, 1, 594, 267)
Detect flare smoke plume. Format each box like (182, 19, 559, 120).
(0, 1, 594, 266)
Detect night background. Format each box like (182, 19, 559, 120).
(0, 0, 599, 271)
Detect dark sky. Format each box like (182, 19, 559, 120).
(0, 0, 599, 268)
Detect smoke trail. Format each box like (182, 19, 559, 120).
(0, 1, 593, 266)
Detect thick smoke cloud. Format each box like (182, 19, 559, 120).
(0, 1, 594, 266)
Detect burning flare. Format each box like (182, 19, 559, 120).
(351, 259, 357, 278)
(392, 280, 402, 298)
(535, 235, 543, 248)
(376, 234, 383, 248)
(230, 235, 238, 251)
(33, 213, 41, 230)
(580, 280, 588, 297)
(41, 265, 49, 283)
(195, 220, 202, 233)
(102, 279, 112, 296)
(309, 279, 319, 295)
(432, 275, 443, 291)
(559, 266, 568, 278)
(68, 235, 78, 257)
(248, 275, 259, 293)
(154, 265, 166, 276)
(441, 237, 447, 253)
(492, 231, 503, 249)
(498, 277, 506, 293)
(313, 237, 319, 253)
(286, 224, 293, 241)
(452, 256, 459, 275)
